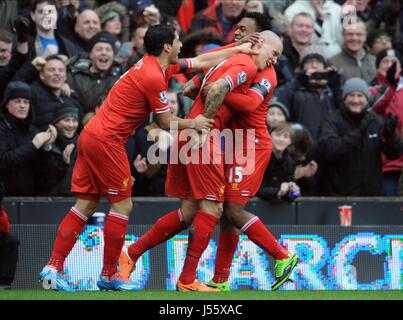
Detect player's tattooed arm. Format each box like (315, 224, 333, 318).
(203, 79, 230, 119)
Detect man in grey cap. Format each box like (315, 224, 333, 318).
(318, 77, 402, 196)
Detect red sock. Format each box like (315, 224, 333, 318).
(242, 217, 289, 260)
(128, 209, 184, 263)
(48, 207, 88, 272)
(101, 212, 129, 277)
(179, 211, 218, 284)
(212, 231, 239, 283)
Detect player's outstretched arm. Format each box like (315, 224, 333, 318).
(224, 88, 264, 113)
(203, 79, 230, 119)
(191, 42, 257, 72)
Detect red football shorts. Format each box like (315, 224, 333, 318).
(165, 133, 225, 202)
(224, 147, 271, 206)
(71, 131, 132, 203)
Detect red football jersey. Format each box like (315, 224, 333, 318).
(186, 53, 257, 130)
(229, 66, 277, 149)
(83, 54, 193, 142)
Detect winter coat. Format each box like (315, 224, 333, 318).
(31, 80, 82, 131)
(95, 1, 130, 43)
(284, 0, 343, 58)
(35, 133, 78, 196)
(66, 54, 123, 113)
(330, 47, 377, 85)
(0, 51, 29, 101)
(257, 151, 296, 201)
(275, 79, 339, 142)
(318, 106, 402, 196)
(0, 101, 40, 196)
(188, 3, 244, 44)
(370, 75, 403, 173)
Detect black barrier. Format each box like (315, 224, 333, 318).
(296, 197, 403, 225)
(3, 197, 403, 225)
(10, 225, 403, 290)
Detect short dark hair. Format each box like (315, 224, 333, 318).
(290, 124, 313, 157)
(144, 24, 176, 56)
(31, 0, 56, 12)
(0, 29, 13, 44)
(243, 12, 272, 32)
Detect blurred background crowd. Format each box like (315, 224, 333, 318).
(1, 0, 403, 201)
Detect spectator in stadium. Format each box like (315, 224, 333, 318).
(266, 98, 289, 129)
(117, 23, 148, 69)
(341, 0, 401, 40)
(95, 1, 130, 44)
(257, 122, 300, 201)
(0, 81, 56, 196)
(284, 0, 343, 58)
(276, 12, 315, 86)
(369, 48, 403, 196)
(29, 0, 78, 59)
(329, 19, 376, 84)
(67, 31, 123, 115)
(55, 0, 89, 46)
(125, 0, 171, 30)
(35, 105, 79, 196)
(275, 50, 341, 143)
(29, 55, 82, 131)
(318, 77, 402, 196)
(366, 31, 393, 57)
(0, 182, 19, 290)
(71, 9, 101, 53)
(290, 123, 319, 196)
(0, 18, 30, 100)
(188, 0, 247, 44)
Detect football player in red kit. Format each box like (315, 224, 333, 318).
(39, 24, 256, 291)
(207, 54, 299, 292)
(123, 31, 297, 292)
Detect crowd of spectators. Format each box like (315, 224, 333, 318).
(1, 0, 403, 201)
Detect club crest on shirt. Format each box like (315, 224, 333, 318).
(260, 78, 271, 90)
(237, 71, 247, 85)
(159, 91, 168, 103)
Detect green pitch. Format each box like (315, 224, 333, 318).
(0, 290, 402, 300)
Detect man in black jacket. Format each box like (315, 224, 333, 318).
(67, 31, 123, 115)
(0, 81, 56, 196)
(35, 105, 79, 196)
(31, 55, 82, 131)
(275, 51, 341, 143)
(318, 77, 402, 196)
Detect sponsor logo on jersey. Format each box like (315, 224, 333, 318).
(260, 78, 271, 90)
(237, 71, 247, 85)
(121, 178, 129, 190)
(159, 91, 168, 103)
(219, 185, 226, 195)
